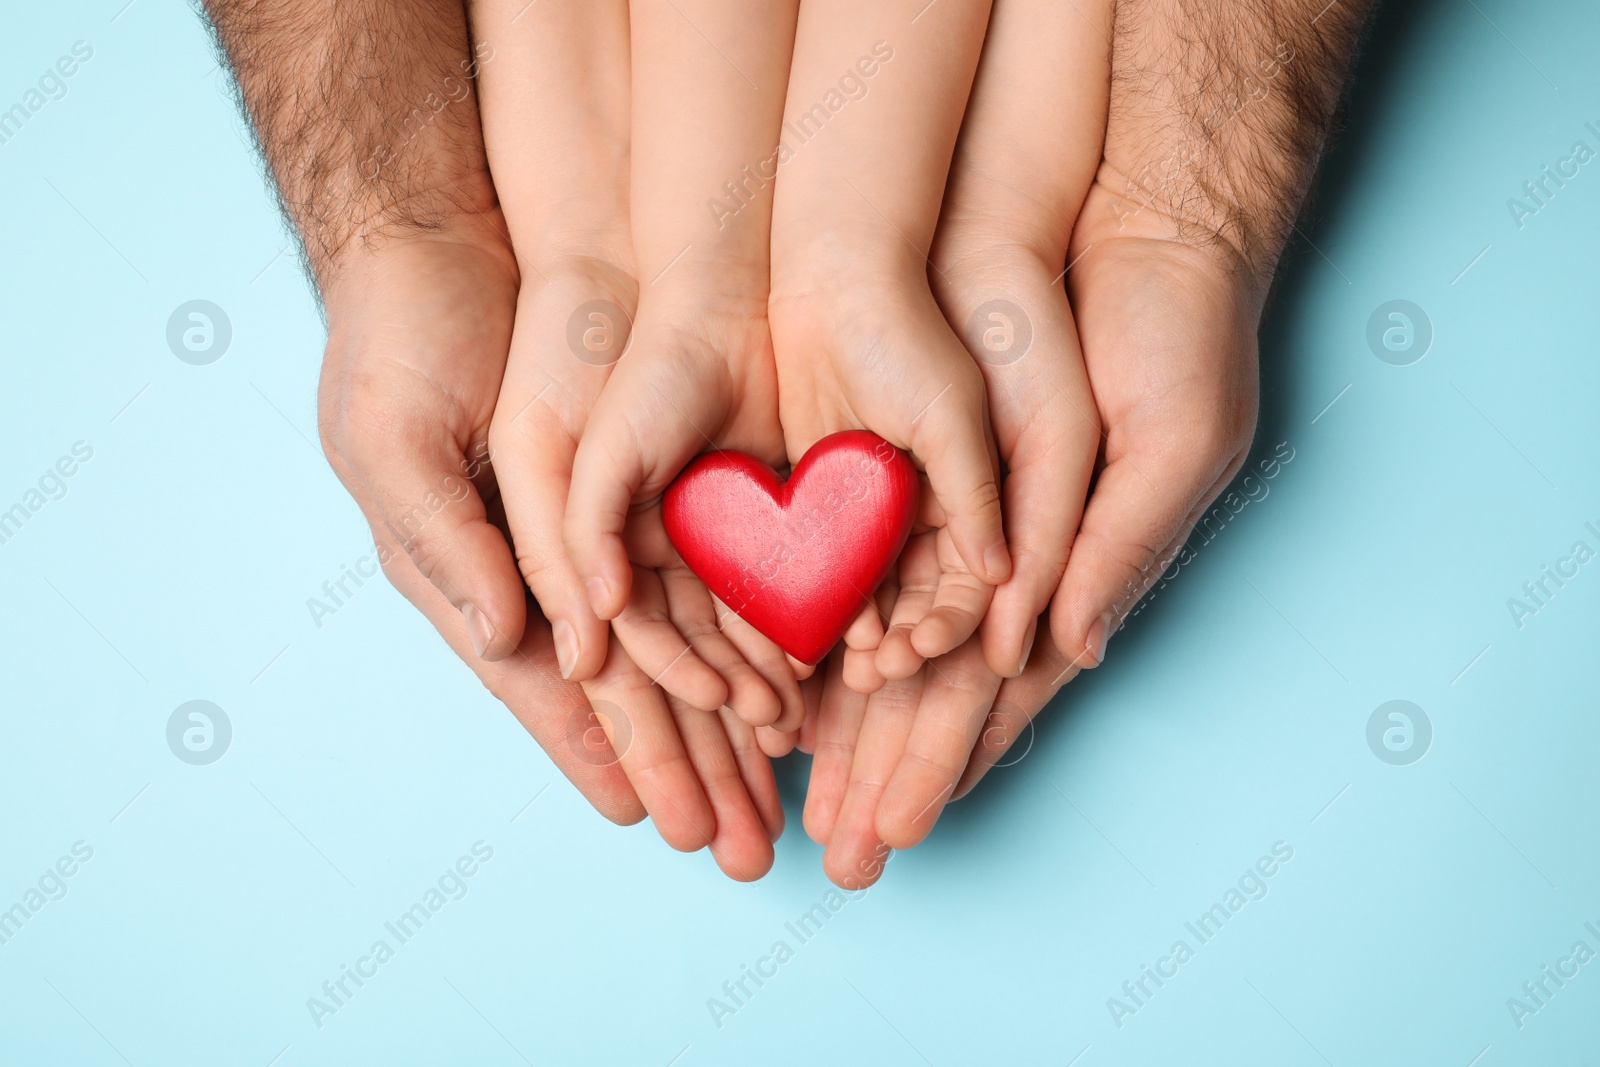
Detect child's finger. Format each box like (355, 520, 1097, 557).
(910, 526, 996, 661)
(660, 567, 782, 727)
(906, 361, 1012, 587)
(489, 338, 613, 682)
(874, 533, 940, 681)
(875, 637, 1001, 849)
(980, 380, 1090, 676)
(611, 565, 730, 712)
(841, 581, 896, 693)
(940, 259, 1098, 680)
(842, 593, 889, 651)
(565, 349, 729, 621)
(714, 599, 808, 734)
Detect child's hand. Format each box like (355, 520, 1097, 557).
(767, 0, 1009, 710)
(795, 0, 1115, 882)
(564, 0, 808, 740)
(472, 0, 785, 872)
(929, 0, 1110, 679)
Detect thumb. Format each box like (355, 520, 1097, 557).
(335, 416, 528, 662)
(565, 346, 731, 620)
(1049, 436, 1240, 671)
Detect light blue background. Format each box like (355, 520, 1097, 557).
(2, 1, 1597, 1064)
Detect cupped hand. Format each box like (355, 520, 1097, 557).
(562, 0, 809, 744)
(317, 214, 644, 827)
(799, 0, 1265, 886)
(471, 0, 786, 877)
(765, 0, 1012, 726)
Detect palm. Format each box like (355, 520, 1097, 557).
(1048, 183, 1261, 656)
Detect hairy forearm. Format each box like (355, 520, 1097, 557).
(1100, 0, 1373, 279)
(201, 0, 497, 285)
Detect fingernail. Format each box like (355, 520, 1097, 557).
(584, 576, 612, 614)
(1085, 610, 1115, 667)
(983, 543, 1011, 582)
(1017, 618, 1038, 677)
(463, 602, 495, 658)
(552, 619, 578, 679)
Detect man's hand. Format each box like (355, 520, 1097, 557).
(1048, 0, 1372, 665)
(202, 0, 647, 823)
(315, 196, 652, 824)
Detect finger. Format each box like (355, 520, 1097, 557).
(337, 415, 527, 663)
(722, 705, 785, 842)
(714, 597, 807, 733)
(802, 655, 868, 846)
(356, 506, 643, 822)
(821, 672, 925, 888)
(981, 419, 1085, 676)
(795, 667, 825, 754)
(955, 622, 1074, 799)
(670, 697, 776, 880)
(564, 348, 732, 620)
(581, 634, 716, 852)
(908, 366, 1011, 585)
(970, 289, 1098, 678)
(875, 638, 1001, 849)
(658, 566, 780, 726)
(929, 0, 1111, 677)
(611, 565, 730, 712)
(874, 534, 939, 682)
(490, 375, 611, 682)
(842, 578, 895, 693)
(841, 599, 886, 652)
(910, 527, 995, 661)
(842, 647, 887, 695)
(1050, 436, 1243, 671)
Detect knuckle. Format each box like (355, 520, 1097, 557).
(514, 548, 561, 594)
(963, 477, 1005, 527)
(401, 531, 457, 588)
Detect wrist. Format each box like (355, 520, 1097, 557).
(304, 172, 505, 292)
(319, 205, 518, 323)
(1077, 161, 1279, 310)
(770, 225, 930, 305)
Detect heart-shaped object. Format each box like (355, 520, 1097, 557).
(663, 430, 918, 665)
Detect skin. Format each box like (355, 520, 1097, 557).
(563, 0, 811, 752)
(209, 0, 1372, 885)
(805, 0, 1373, 887)
(766, 0, 1012, 744)
(205, 0, 785, 878)
(791, 0, 1111, 879)
(472, 0, 790, 877)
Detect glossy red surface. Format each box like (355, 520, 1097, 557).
(662, 430, 918, 665)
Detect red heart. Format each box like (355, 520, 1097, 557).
(663, 430, 918, 665)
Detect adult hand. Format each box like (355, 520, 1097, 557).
(204, 0, 646, 831)
(801, 0, 1374, 886)
(318, 213, 646, 826)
